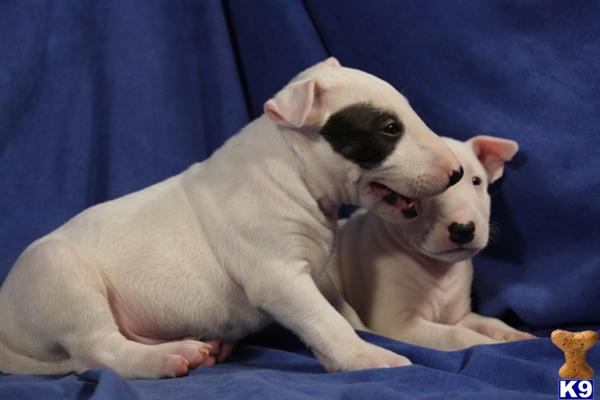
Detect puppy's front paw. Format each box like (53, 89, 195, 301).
(485, 328, 536, 342)
(352, 343, 412, 370)
(501, 330, 537, 342)
(326, 342, 411, 372)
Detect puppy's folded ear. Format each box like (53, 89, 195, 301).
(468, 135, 519, 182)
(321, 57, 341, 68)
(264, 78, 323, 129)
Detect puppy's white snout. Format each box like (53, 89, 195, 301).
(417, 133, 463, 196)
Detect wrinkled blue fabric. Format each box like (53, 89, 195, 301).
(1, 1, 599, 399)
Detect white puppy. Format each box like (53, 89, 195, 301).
(321, 135, 536, 350)
(0, 58, 463, 378)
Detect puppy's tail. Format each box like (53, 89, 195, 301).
(0, 340, 73, 375)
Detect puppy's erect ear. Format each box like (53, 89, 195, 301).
(468, 135, 519, 183)
(264, 78, 322, 129)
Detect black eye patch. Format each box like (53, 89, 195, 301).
(319, 103, 403, 169)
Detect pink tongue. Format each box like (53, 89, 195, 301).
(383, 192, 410, 212)
(388, 194, 421, 217)
(371, 183, 420, 217)
(393, 196, 409, 211)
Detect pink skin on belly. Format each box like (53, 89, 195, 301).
(106, 287, 234, 366)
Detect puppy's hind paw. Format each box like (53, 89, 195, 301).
(161, 355, 190, 378)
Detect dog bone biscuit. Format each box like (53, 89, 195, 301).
(551, 329, 598, 379)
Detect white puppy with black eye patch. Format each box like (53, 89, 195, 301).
(0, 58, 463, 378)
(321, 135, 536, 350)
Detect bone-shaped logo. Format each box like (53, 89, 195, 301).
(551, 329, 598, 379)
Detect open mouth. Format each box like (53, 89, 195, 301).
(368, 181, 421, 219)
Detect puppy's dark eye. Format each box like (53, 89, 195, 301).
(472, 177, 482, 186)
(381, 121, 402, 136)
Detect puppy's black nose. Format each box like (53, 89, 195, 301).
(448, 221, 475, 245)
(448, 166, 464, 187)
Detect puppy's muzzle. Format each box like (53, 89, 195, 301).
(447, 166, 464, 188)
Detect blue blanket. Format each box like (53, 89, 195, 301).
(1, 1, 599, 399)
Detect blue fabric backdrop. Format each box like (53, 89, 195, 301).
(1, 1, 599, 399)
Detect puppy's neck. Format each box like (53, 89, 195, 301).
(373, 215, 457, 271)
(280, 126, 356, 213)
